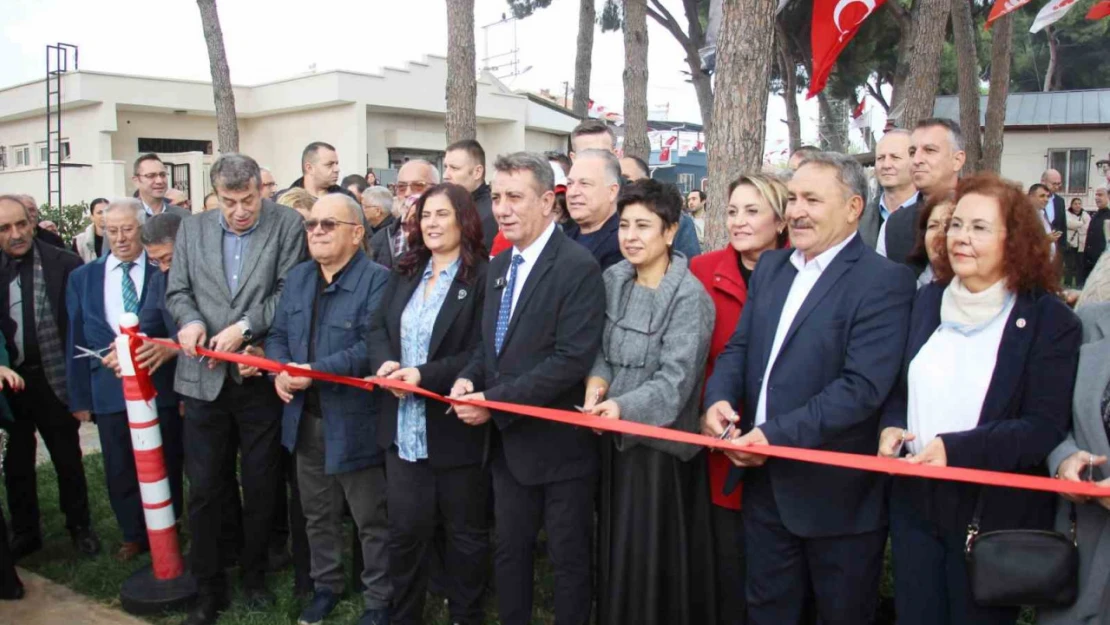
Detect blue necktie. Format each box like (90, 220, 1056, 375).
(495, 254, 524, 354)
(120, 261, 139, 315)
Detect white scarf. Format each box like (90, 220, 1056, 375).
(940, 277, 1010, 332)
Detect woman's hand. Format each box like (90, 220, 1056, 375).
(0, 366, 24, 392)
(582, 378, 607, 412)
(1056, 450, 1107, 504)
(385, 367, 422, 399)
(905, 437, 947, 467)
(878, 427, 915, 458)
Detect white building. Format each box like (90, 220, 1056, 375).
(0, 55, 580, 207)
(933, 89, 1110, 208)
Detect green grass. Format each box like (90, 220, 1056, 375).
(4, 453, 1037, 625)
(3, 453, 557, 624)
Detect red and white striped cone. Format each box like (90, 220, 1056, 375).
(117, 312, 196, 615)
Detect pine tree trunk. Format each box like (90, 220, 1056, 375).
(817, 93, 847, 153)
(951, 0, 982, 173)
(704, 0, 777, 252)
(1043, 26, 1058, 92)
(898, 0, 951, 129)
(197, 0, 239, 153)
(689, 57, 715, 133)
(573, 0, 596, 117)
(981, 13, 1012, 173)
(622, 0, 651, 160)
(446, 0, 477, 142)
(776, 23, 801, 151)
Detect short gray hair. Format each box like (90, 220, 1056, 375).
(104, 198, 147, 225)
(799, 152, 869, 203)
(362, 186, 393, 209)
(493, 152, 554, 194)
(574, 149, 621, 185)
(141, 212, 183, 245)
(318, 193, 366, 228)
(210, 153, 263, 193)
(400, 159, 441, 184)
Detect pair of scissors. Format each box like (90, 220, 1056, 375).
(73, 345, 112, 360)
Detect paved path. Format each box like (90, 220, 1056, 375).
(0, 569, 150, 625)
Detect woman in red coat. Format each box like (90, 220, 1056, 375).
(690, 173, 788, 625)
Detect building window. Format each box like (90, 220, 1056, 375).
(138, 138, 213, 155)
(14, 145, 30, 167)
(38, 143, 48, 165)
(61, 140, 71, 161)
(0, 147, 6, 171)
(1048, 149, 1090, 195)
(677, 173, 695, 194)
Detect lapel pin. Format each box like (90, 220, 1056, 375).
(458, 289, 467, 300)
(1016, 318, 1027, 329)
(495, 277, 507, 290)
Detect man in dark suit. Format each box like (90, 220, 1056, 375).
(703, 153, 916, 625)
(880, 118, 965, 275)
(65, 199, 182, 562)
(0, 195, 99, 560)
(1041, 168, 1069, 257)
(453, 152, 606, 625)
(859, 129, 918, 250)
(166, 154, 307, 625)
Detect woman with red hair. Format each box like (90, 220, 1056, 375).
(878, 173, 1081, 625)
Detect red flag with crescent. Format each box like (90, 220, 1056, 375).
(1088, 0, 1110, 20)
(852, 99, 866, 119)
(808, 0, 886, 98)
(985, 0, 1033, 28)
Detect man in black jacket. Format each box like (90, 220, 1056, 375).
(453, 152, 605, 625)
(0, 195, 98, 560)
(280, 142, 355, 201)
(444, 139, 497, 250)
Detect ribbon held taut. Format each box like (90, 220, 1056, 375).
(123, 329, 1110, 499)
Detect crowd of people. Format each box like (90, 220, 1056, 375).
(0, 115, 1109, 625)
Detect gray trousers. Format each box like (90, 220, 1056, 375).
(296, 415, 391, 609)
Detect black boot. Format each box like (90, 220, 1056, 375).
(182, 590, 228, 625)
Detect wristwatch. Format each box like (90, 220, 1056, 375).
(237, 318, 253, 342)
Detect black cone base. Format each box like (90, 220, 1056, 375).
(120, 564, 197, 616)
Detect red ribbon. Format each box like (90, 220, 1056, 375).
(124, 330, 1110, 498)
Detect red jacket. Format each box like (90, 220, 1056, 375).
(689, 246, 748, 510)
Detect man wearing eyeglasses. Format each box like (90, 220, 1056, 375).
(268, 193, 391, 625)
(166, 153, 307, 625)
(132, 154, 192, 220)
(369, 160, 439, 269)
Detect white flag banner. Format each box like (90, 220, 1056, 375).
(1029, 0, 1080, 33)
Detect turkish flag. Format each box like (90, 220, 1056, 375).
(1030, 0, 1080, 32)
(808, 0, 886, 98)
(985, 0, 1033, 28)
(852, 99, 866, 119)
(1088, 0, 1110, 20)
(660, 147, 672, 162)
(695, 140, 704, 151)
(665, 134, 678, 146)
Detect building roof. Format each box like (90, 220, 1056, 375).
(933, 89, 1110, 129)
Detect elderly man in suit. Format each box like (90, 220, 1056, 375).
(453, 152, 606, 625)
(65, 198, 182, 562)
(1042, 168, 1069, 258)
(166, 153, 307, 625)
(268, 193, 391, 625)
(0, 195, 99, 560)
(703, 153, 916, 625)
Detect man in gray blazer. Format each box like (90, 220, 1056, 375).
(166, 153, 306, 625)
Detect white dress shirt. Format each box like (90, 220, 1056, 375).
(905, 295, 1015, 455)
(104, 252, 146, 335)
(508, 220, 556, 319)
(754, 233, 857, 426)
(875, 191, 920, 258)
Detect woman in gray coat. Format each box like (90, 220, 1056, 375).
(1042, 301, 1110, 624)
(583, 179, 716, 625)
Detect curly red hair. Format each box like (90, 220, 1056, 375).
(931, 173, 1060, 294)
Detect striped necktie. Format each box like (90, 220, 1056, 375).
(120, 261, 139, 314)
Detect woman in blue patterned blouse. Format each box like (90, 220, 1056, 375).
(366, 183, 489, 625)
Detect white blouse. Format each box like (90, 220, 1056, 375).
(905, 296, 1016, 456)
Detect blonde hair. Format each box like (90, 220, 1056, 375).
(728, 173, 789, 224)
(276, 188, 317, 213)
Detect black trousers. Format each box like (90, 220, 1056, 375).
(491, 449, 596, 625)
(386, 449, 490, 625)
(743, 468, 885, 625)
(712, 504, 747, 625)
(183, 377, 282, 591)
(3, 366, 90, 537)
(95, 407, 184, 543)
(271, 447, 310, 586)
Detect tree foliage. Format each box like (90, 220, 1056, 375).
(506, 0, 555, 18)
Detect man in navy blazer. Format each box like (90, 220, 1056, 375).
(65, 199, 182, 561)
(266, 194, 392, 625)
(703, 153, 916, 625)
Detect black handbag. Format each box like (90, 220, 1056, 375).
(964, 491, 1078, 607)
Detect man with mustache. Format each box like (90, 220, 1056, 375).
(703, 153, 915, 624)
(879, 118, 965, 275)
(860, 129, 918, 250)
(0, 194, 99, 561)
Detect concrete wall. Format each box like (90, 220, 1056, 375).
(1000, 129, 1110, 207)
(243, 103, 362, 188)
(524, 129, 567, 154)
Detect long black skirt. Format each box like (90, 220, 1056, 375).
(597, 440, 717, 625)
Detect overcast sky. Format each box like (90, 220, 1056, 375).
(1, 0, 875, 157)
